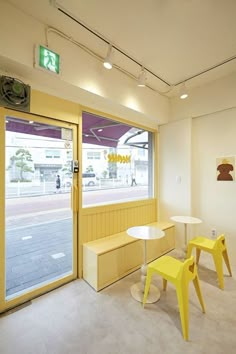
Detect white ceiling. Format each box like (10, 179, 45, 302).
(5, 0, 236, 95)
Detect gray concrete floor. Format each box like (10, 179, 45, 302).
(0, 249, 235, 354)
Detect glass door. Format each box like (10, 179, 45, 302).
(0, 108, 78, 312)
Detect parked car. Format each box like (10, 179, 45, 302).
(62, 177, 72, 187)
(61, 172, 72, 187)
(82, 173, 99, 186)
(62, 173, 99, 187)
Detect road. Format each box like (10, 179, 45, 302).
(6, 185, 148, 220)
(4, 185, 148, 297)
(6, 218, 72, 297)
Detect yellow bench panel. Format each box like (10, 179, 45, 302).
(83, 222, 175, 291)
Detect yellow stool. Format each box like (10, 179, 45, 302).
(143, 255, 205, 341)
(187, 234, 232, 289)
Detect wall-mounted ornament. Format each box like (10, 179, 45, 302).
(216, 157, 235, 181)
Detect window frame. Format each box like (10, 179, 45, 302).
(81, 110, 157, 208)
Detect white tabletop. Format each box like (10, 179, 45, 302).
(127, 226, 165, 240)
(170, 216, 202, 224)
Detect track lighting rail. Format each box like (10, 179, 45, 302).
(175, 54, 236, 86)
(57, 7, 171, 87)
(49, 0, 236, 96)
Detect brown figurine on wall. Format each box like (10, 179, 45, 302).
(217, 159, 234, 181)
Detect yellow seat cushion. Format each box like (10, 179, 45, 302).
(187, 234, 232, 289)
(149, 256, 181, 280)
(190, 236, 215, 250)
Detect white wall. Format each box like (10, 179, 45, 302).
(160, 73, 236, 264)
(0, 1, 169, 128)
(170, 72, 236, 121)
(159, 118, 192, 247)
(192, 108, 236, 264)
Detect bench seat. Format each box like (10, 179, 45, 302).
(83, 221, 175, 291)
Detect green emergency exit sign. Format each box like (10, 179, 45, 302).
(35, 44, 60, 75)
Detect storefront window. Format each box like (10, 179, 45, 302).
(82, 111, 154, 207)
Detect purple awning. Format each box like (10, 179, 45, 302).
(82, 111, 131, 147)
(5, 112, 132, 148)
(5, 116, 62, 139)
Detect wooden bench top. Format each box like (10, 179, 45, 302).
(83, 221, 174, 255)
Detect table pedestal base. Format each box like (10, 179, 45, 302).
(181, 244, 187, 258)
(130, 282, 160, 303)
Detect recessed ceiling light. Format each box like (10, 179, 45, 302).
(29, 120, 34, 124)
(98, 128, 103, 132)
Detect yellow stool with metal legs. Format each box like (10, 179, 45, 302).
(187, 234, 232, 289)
(143, 255, 205, 341)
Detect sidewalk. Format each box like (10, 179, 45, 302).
(5, 211, 73, 298)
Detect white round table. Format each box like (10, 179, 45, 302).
(170, 216, 202, 253)
(127, 225, 165, 303)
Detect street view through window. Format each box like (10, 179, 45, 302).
(5, 116, 73, 298)
(4, 113, 153, 298)
(82, 111, 154, 207)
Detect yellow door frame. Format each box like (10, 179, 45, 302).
(0, 107, 79, 313)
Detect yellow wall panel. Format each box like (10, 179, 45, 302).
(0, 109, 6, 306)
(31, 90, 79, 124)
(80, 199, 157, 244)
(79, 199, 157, 276)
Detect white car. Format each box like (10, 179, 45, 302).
(62, 173, 99, 187)
(82, 173, 99, 186)
(62, 176, 72, 187)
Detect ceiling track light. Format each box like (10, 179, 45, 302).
(54, 4, 170, 86)
(103, 44, 113, 70)
(180, 82, 188, 99)
(137, 67, 146, 87)
(50, 4, 236, 91)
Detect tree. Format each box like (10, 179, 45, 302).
(102, 170, 108, 179)
(9, 148, 33, 181)
(61, 159, 72, 175)
(86, 165, 94, 173)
